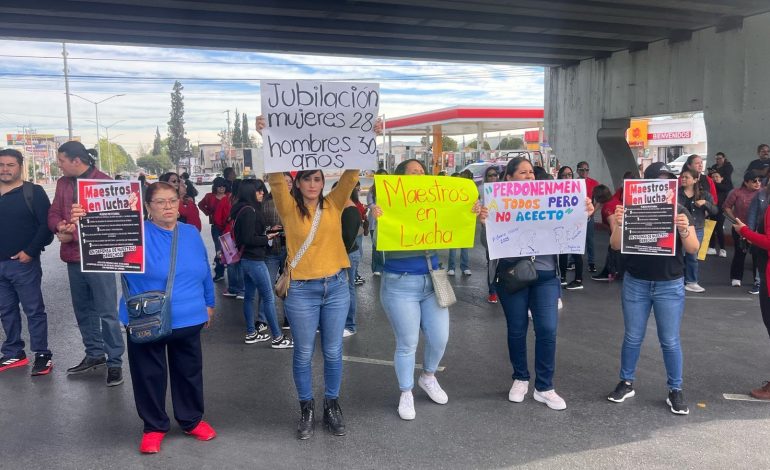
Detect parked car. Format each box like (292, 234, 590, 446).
(196, 173, 218, 185)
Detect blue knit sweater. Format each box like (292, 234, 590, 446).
(119, 221, 215, 329)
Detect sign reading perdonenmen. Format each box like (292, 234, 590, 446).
(261, 80, 380, 172)
(77, 179, 145, 273)
(483, 180, 587, 259)
(621, 179, 678, 256)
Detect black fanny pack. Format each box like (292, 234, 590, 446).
(498, 257, 537, 294)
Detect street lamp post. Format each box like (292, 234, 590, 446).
(86, 119, 124, 176)
(69, 93, 125, 168)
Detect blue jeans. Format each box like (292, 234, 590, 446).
(496, 270, 560, 391)
(684, 227, 704, 284)
(370, 232, 384, 273)
(448, 248, 469, 271)
(284, 271, 349, 401)
(586, 218, 595, 264)
(241, 259, 280, 336)
(345, 248, 362, 332)
(620, 273, 685, 390)
(0, 258, 49, 356)
(380, 272, 449, 391)
(226, 261, 244, 295)
(261, 249, 287, 324)
(210, 226, 225, 278)
(66, 263, 124, 367)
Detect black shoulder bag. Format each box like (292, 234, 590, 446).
(499, 256, 537, 294)
(121, 225, 179, 343)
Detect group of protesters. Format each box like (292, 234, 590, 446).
(3, 129, 770, 454)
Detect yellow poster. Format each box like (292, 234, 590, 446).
(697, 219, 716, 261)
(375, 175, 477, 251)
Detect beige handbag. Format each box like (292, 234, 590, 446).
(275, 205, 323, 299)
(426, 254, 456, 308)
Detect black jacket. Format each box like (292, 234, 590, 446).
(231, 201, 269, 260)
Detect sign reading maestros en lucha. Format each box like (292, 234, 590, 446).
(260, 80, 380, 173)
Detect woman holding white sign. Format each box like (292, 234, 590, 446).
(371, 159, 483, 421)
(481, 157, 594, 411)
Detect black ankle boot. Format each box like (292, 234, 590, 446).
(323, 398, 347, 436)
(297, 399, 315, 440)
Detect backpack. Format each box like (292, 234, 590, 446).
(22, 181, 55, 248)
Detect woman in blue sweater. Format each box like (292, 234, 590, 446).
(120, 182, 216, 454)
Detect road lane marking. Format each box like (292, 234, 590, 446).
(343, 355, 445, 371)
(686, 296, 754, 301)
(723, 393, 770, 402)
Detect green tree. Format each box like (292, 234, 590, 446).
(136, 154, 173, 174)
(242, 112, 251, 148)
(498, 136, 524, 150)
(420, 135, 459, 152)
(97, 138, 137, 175)
(167, 80, 188, 165)
(232, 109, 243, 148)
(152, 127, 162, 156)
(467, 139, 491, 150)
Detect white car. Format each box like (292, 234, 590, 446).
(667, 154, 706, 175)
(196, 173, 218, 185)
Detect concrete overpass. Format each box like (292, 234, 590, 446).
(3, 1, 770, 184)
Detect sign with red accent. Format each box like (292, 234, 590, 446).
(621, 179, 678, 256)
(77, 179, 145, 273)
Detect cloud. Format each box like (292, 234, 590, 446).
(0, 39, 543, 157)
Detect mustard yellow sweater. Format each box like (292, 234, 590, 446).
(269, 170, 358, 280)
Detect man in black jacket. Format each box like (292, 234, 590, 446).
(0, 149, 54, 376)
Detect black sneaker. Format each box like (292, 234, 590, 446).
(66, 356, 106, 375)
(607, 380, 635, 403)
(271, 335, 294, 349)
(0, 351, 29, 373)
(588, 263, 597, 273)
(566, 263, 576, 271)
(565, 280, 584, 290)
(354, 274, 365, 286)
(591, 273, 611, 282)
(106, 367, 124, 387)
(282, 318, 291, 330)
(31, 353, 53, 376)
(560, 277, 568, 286)
(666, 389, 689, 415)
(256, 322, 268, 334)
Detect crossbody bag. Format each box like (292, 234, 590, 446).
(275, 204, 323, 299)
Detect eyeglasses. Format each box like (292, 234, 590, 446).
(577, 168, 589, 172)
(751, 178, 762, 183)
(150, 198, 179, 207)
(562, 172, 573, 177)
(487, 173, 499, 178)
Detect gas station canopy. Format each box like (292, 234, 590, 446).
(384, 107, 544, 136)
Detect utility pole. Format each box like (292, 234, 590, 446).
(62, 43, 73, 140)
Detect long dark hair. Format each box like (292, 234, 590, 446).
(236, 179, 262, 209)
(229, 178, 242, 202)
(292, 170, 325, 219)
(557, 166, 573, 179)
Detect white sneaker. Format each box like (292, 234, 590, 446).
(731, 279, 741, 287)
(447, 269, 455, 276)
(533, 389, 567, 410)
(719, 249, 727, 258)
(372, 271, 382, 277)
(508, 380, 529, 403)
(418, 374, 448, 404)
(684, 282, 705, 293)
(343, 329, 356, 338)
(398, 391, 416, 420)
(557, 298, 563, 310)
(707, 248, 717, 255)
(462, 269, 472, 276)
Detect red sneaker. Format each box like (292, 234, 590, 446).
(185, 420, 216, 441)
(0, 353, 29, 372)
(487, 293, 499, 303)
(139, 432, 166, 454)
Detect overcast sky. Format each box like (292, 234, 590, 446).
(0, 39, 544, 156)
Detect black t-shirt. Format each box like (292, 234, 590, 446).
(341, 206, 361, 254)
(623, 205, 694, 281)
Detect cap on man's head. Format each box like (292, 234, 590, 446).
(643, 162, 676, 179)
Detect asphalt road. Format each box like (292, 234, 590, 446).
(2, 206, 770, 469)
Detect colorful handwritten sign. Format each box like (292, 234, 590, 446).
(375, 175, 477, 251)
(484, 180, 587, 259)
(77, 179, 145, 273)
(621, 179, 677, 256)
(260, 79, 380, 172)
